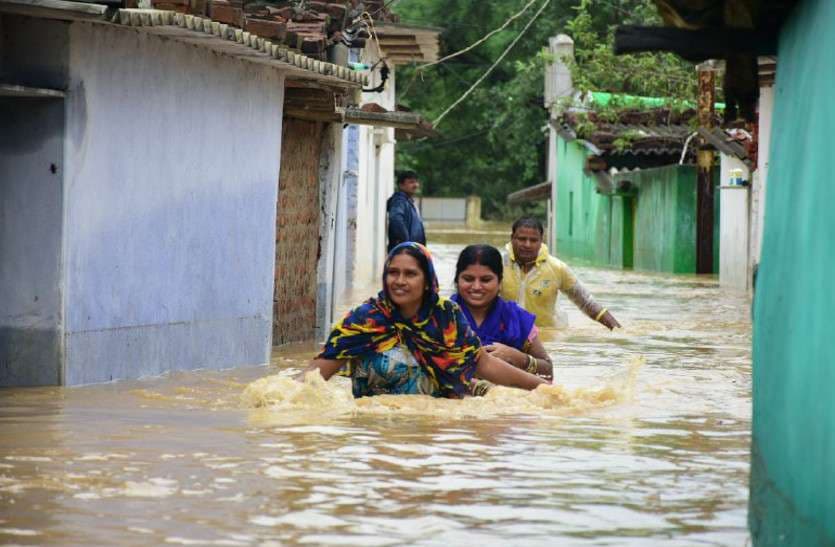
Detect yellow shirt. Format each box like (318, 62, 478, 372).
(500, 242, 577, 328)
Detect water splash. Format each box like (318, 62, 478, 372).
(241, 356, 644, 421)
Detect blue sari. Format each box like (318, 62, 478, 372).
(451, 294, 536, 350)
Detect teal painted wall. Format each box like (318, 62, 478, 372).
(554, 137, 604, 263)
(615, 165, 719, 274)
(554, 138, 718, 273)
(619, 165, 696, 273)
(610, 195, 634, 269)
(749, 1, 835, 544)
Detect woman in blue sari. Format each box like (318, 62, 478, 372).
(303, 242, 547, 398)
(451, 245, 553, 385)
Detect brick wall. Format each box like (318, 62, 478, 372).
(274, 118, 323, 345)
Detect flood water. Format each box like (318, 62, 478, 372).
(0, 242, 752, 545)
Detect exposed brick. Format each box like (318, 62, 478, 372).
(243, 18, 288, 41)
(273, 118, 324, 346)
(210, 2, 243, 27)
(190, 0, 208, 16)
(301, 36, 326, 56)
(152, 2, 190, 12)
(309, 2, 347, 21)
(287, 21, 327, 35)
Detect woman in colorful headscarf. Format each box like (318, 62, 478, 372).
(451, 245, 553, 385)
(303, 242, 546, 398)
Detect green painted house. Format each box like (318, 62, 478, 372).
(550, 106, 719, 274)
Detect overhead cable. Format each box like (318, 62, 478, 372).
(433, 0, 551, 127)
(416, 0, 540, 71)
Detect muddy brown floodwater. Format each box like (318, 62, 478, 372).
(0, 242, 752, 546)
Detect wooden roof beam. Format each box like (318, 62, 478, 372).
(614, 25, 779, 60)
(507, 181, 551, 204)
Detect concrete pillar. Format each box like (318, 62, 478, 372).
(545, 34, 574, 111)
(545, 34, 574, 254)
(751, 86, 774, 271)
(465, 195, 482, 228)
(316, 124, 344, 341)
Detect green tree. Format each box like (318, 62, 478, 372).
(392, 0, 696, 219)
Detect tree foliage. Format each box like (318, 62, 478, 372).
(565, 0, 697, 101)
(392, 0, 697, 218)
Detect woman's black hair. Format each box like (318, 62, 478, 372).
(454, 244, 503, 284)
(388, 244, 432, 294)
(511, 217, 544, 236)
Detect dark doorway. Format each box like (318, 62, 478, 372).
(0, 97, 65, 386)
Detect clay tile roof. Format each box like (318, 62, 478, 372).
(112, 7, 365, 87)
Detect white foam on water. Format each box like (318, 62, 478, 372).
(0, 528, 41, 536)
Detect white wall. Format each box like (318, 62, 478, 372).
(316, 123, 343, 339)
(353, 42, 396, 293)
(547, 129, 557, 249)
(62, 24, 285, 384)
(751, 86, 774, 272)
(333, 124, 359, 309)
(417, 197, 467, 222)
(719, 154, 752, 291)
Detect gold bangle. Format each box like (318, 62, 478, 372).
(526, 354, 537, 373)
(594, 308, 608, 322)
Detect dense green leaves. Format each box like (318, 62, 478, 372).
(392, 0, 697, 218)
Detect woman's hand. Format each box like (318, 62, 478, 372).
(476, 351, 546, 391)
(296, 358, 344, 381)
(483, 342, 527, 368)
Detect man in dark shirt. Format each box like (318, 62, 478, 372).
(386, 171, 426, 252)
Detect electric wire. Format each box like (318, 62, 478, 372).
(416, 0, 539, 71)
(433, 0, 551, 126)
(399, 0, 542, 100)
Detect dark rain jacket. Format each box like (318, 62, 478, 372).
(386, 191, 426, 252)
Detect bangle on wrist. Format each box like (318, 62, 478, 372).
(526, 354, 537, 374)
(594, 308, 608, 322)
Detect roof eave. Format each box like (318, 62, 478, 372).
(114, 9, 362, 88)
(0, 0, 108, 21)
(375, 21, 441, 65)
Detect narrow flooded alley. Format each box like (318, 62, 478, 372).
(0, 243, 752, 545)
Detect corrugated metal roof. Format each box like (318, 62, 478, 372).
(558, 108, 698, 161)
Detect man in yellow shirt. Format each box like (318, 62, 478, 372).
(500, 217, 621, 330)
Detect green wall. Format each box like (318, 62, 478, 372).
(615, 165, 719, 274)
(749, 0, 835, 544)
(610, 194, 634, 269)
(623, 165, 698, 273)
(554, 139, 718, 274)
(554, 137, 604, 263)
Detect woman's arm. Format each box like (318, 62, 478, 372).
(526, 335, 553, 381)
(483, 339, 553, 381)
(299, 358, 345, 381)
(475, 351, 546, 390)
(483, 342, 529, 368)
